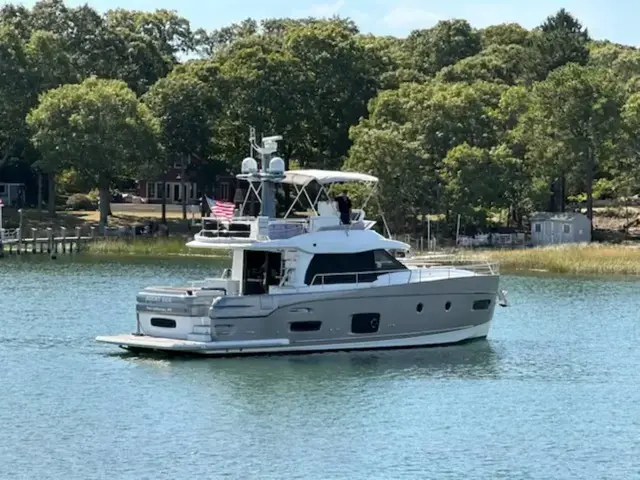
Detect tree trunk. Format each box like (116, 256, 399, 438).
(98, 185, 110, 228)
(585, 149, 595, 234)
(37, 172, 43, 214)
(47, 172, 56, 217)
(161, 179, 167, 224)
(181, 154, 187, 220)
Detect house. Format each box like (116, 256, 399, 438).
(137, 159, 199, 205)
(0, 183, 25, 207)
(530, 212, 591, 246)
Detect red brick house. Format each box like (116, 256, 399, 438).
(137, 162, 199, 204)
(137, 157, 238, 205)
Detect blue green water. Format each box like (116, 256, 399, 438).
(1, 257, 639, 479)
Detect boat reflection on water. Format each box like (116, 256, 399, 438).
(123, 339, 502, 384)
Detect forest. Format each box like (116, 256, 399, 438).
(1, 0, 639, 234)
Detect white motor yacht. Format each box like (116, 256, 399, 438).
(95, 130, 508, 356)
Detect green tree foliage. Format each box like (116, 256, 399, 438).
(1, 3, 639, 239)
(524, 64, 624, 226)
(405, 19, 482, 76)
(27, 77, 161, 225)
(535, 8, 590, 75)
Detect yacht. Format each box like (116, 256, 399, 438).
(95, 131, 508, 356)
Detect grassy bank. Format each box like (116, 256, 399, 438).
(84, 237, 227, 258)
(471, 243, 640, 276)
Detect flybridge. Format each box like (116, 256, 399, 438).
(186, 127, 390, 249)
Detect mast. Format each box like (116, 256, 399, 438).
(240, 128, 285, 219)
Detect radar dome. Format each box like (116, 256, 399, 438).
(269, 157, 285, 175)
(241, 157, 258, 174)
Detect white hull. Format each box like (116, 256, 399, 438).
(96, 321, 491, 356)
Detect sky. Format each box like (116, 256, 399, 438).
(5, 0, 639, 46)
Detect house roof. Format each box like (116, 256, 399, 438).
(531, 211, 587, 221)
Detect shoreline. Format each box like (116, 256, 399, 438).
(5, 237, 640, 276)
(463, 243, 640, 276)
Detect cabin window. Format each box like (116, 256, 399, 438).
(534, 223, 541, 233)
(473, 299, 491, 310)
(563, 224, 571, 234)
(150, 318, 177, 328)
(203, 219, 220, 230)
(290, 321, 322, 332)
(304, 249, 407, 285)
(352, 313, 380, 334)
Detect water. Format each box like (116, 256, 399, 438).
(1, 257, 639, 479)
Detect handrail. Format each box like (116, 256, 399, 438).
(309, 261, 498, 286)
(0, 228, 19, 241)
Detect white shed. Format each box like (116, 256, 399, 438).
(530, 212, 591, 246)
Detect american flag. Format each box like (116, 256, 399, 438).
(205, 196, 235, 220)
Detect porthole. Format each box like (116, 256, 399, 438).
(416, 302, 423, 313)
(445, 301, 452, 311)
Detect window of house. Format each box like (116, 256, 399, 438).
(0, 184, 5, 194)
(534, 223, 541, 233)
(304, 250, 407, 285)
(147, 182, 156, 199)
(219, 182, 230, 201)
(563, 224, 571, 234)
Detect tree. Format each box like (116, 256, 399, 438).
(345, 128, 425, 234)
(284, 19, 379, 167)
(405, 20, 482, 76)
(441, 144, 501, 226)
(535, 9, 590, 75)
(480, 23, 530, 48)
(27, 77, 161, 226)
(0, 25, 32, 169)
(347, 80, 505, 229)
(525, 64, 624, 227)
(143, 72, 217, 220)
(437, 44, 543, 85)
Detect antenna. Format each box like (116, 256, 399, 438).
(249, 127, 256, 158)
(240, 126, 285, 219)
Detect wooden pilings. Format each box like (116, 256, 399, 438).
(1, 227, 94, 256)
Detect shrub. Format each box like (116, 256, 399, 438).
(66, 193, 97, 211)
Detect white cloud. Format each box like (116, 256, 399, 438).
(383, 2, 440, 30)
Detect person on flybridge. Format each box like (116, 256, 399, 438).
(334, 190, 352, 226)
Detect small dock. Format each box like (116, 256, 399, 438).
(0, 226, 95, 256)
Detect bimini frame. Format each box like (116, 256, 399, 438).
(279, 169, 379, 218)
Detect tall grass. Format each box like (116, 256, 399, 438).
(472, 243, 640, 275)
(84, 237, 227, 258)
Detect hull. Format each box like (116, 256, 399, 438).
(96, 322, 491, 356)
(96, 274, 501, 357)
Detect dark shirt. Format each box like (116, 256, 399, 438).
(335, 196, 351, 216)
